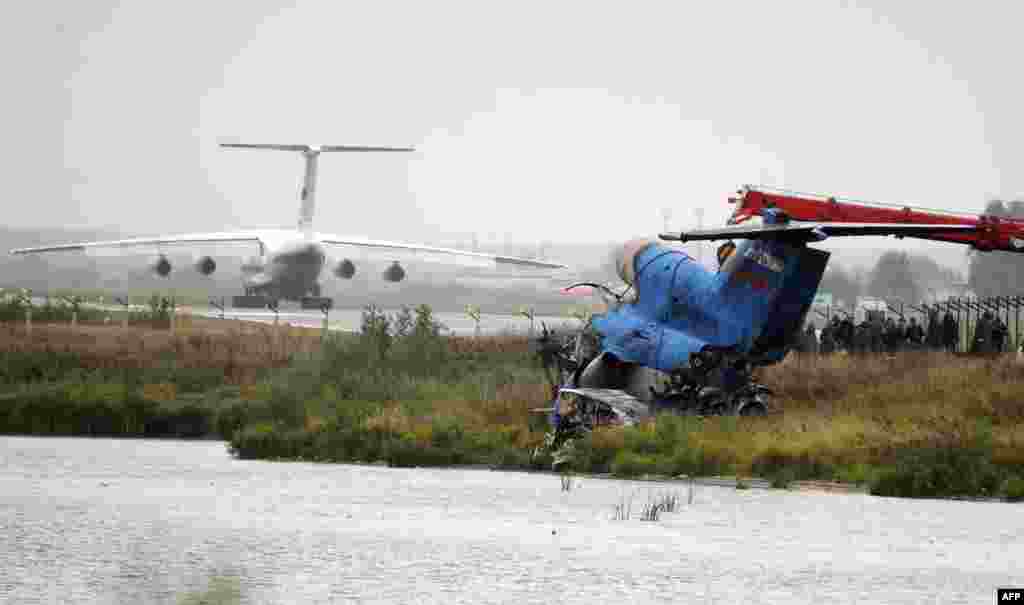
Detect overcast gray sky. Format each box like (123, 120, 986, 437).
(4, 0, 1021, 269)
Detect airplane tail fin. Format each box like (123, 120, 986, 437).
(700, 235, 826, 363)
(219, 143, 414, 235)
(746, 246, 829, 362)
(712, 236, 798, 334)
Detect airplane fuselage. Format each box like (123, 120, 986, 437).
(7, 142, 566, 308)
(241, 230, 327, 301)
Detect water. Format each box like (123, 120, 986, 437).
(1, 437, 1020, 604)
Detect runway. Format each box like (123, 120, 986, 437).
(13, 296, 581, 337)
(183, 306, 577, 337)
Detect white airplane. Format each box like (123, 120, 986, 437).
(9, 143, 567, 309)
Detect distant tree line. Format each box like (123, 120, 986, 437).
(810, 198, 1024, 308)
(816, 252, 964, 313)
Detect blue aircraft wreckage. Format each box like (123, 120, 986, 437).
(533, 194, 982, 467)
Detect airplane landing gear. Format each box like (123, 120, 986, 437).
(232, 294, 271, 309)
(301, 296, 333, 311)
(299, 283, 332, 309)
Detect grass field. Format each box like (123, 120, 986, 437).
(1, 306, 1022, 501)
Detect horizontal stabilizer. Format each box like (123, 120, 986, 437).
(219, 143, 414, 153)
(659, 222, 978, 243)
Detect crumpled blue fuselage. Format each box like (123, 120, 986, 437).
(593, 240, 799, 373)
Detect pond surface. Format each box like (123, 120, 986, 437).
(1, 436, 1020, 604)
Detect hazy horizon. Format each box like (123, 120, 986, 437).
(4, 1, 1021, 275)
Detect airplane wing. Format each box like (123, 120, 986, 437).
(658, 222, 979, 243)
(9, 232, 266, 256)
(10, 229, 569, 269)
(316, 233, 567, 270)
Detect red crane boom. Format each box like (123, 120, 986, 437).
(727, 185, 1024, 253)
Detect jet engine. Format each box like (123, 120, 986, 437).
(334, 259, 356, 279)
(195, 256, 216, 276)
(613, 239, 657, 285)
(383, 261, 406, 283)
(151, 255, 172, 277)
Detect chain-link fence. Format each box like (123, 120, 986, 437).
(803, 295, 1024, 354)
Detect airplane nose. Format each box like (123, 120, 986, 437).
(276, 241, 325, 264)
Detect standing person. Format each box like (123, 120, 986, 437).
(869, 313, 885, 354)
(829, 316, 841, 351)
(883, 317, 898, 353)
(820, 319, 836, 354)
(992, 315, 1007, 353)
(804, 323, 819, 355)
(907, 317, 925, 350)
(839, 315, 855, 352)
(973, 311, 993, 353)
(896, 316, 908, 352)
(942, 311, 958, 352)
(792, 329, 807, 353)
(855, 321, 871, 355)
(926, 310, 941, 350)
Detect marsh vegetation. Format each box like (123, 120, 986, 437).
(1, 304, 1023, 500)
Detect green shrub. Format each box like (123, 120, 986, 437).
(267, 388, 306, 429)
(870, 446, 1003, 499)
(1000, 476, 1024, 502)
(651, 414, 698, 453)
(385, 436, 460, 468)
(690, 447, 734, 478)
(610, 451, 659, 478)
(623, 426, 661, 456)
(228, 425, 312, 460)
(430, 416, 466, 450)
(336, 400, 381, 427)
(490, 445, 531, 470)
(871, 419, 1004, 499)
(0, 351, 88, 385)
(215, 401, 250, 440)
(654, 449, 697, 478)
(834, 462, 876, 485)
(751, 449, 835, 482)
(568, 435, 614, 474)
(173, 403, 210, 438)
(769, 468, 795, 489)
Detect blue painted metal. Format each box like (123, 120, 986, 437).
(592, 208, 829, 373)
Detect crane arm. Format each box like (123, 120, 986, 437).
(728, 185, 1024, 253)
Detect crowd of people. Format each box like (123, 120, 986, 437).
(794, 310, 1014, 354)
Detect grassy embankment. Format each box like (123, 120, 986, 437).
(0, 295, 323, 438)
(1, 301, 1023, 500)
